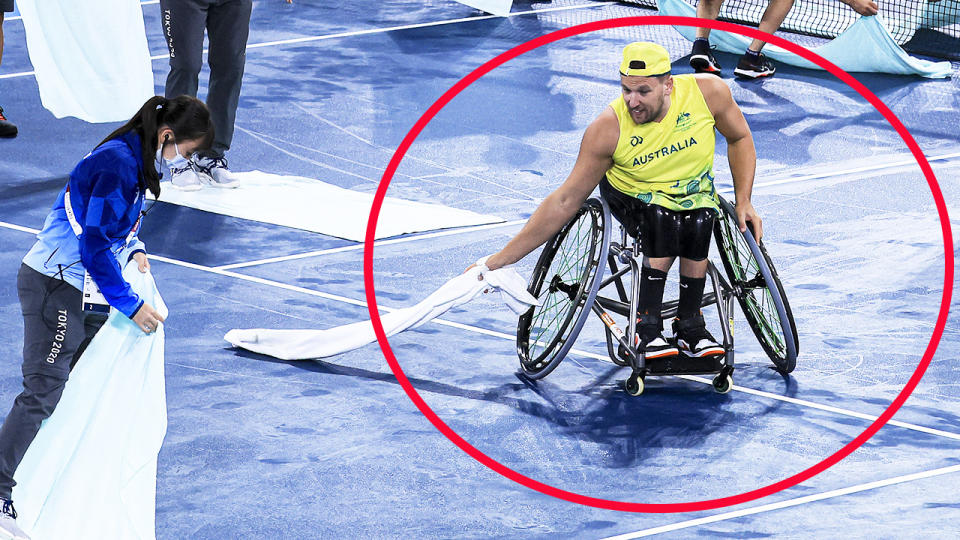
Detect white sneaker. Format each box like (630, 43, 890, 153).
(0, 499, 30, 540)
(193, 155, 240, 189)
(168, 162, 203, 192)
(672, 314, 725, 358)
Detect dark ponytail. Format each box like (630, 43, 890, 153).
(96, 95, 215, 199)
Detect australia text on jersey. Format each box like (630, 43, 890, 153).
(631, 136, 697, 167)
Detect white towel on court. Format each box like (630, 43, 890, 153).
(224, 260, 537, 361)
(159, 171, 504, 241)
(18, 0, 155, 122)
(13, 263, 168, 540)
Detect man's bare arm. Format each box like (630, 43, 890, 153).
(696, 74, 763, 239)
(484, 110, 619, 270)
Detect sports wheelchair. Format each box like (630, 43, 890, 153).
(515, 195, 798, 395)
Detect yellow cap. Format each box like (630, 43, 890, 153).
(619, 42, 671, 77)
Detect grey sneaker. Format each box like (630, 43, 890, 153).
(168, 161, 204, 192)
(193, 155, 240, 189)
(0, 498, 30, 540)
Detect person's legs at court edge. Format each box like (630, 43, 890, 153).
(190, 0, 252, 188)
(690, 0, 724, 74)
(0, 1, 19, 139)
(0, 265, 105, 539)
(733, 0, 796, 79)
(159, 0, 209, 190)
(690, 0, 794, 79)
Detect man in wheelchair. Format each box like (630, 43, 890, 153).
(478, 41, 763, 362)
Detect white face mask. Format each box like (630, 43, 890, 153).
(155, 136, 190, 178)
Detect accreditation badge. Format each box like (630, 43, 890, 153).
(82, 271, 111, 314)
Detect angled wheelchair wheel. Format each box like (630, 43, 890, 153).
(517, 198, 611, 379)
(714, 196, 799, 373)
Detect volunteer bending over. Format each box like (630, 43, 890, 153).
(0, 95, 214, 540)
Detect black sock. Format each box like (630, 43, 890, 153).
(639, 267, 668, 319)
(694, 37, 709, 49)
(678, 274, 706, 320)
(745, 48, 761, 58)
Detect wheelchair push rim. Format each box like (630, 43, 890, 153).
(516, 198, 610, 379)
(714, 196, 799, 373)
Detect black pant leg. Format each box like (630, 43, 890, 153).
(0, 376, 67, 500)
(160, 0, 209, 99)
(0, 265, 92, 499)
(204, 0, 252, 157)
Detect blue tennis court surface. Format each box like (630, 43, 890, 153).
(0, 1, 958, 538)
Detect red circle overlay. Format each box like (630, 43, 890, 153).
(363, 17, 954, 512)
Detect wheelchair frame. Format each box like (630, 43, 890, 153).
(516, 195, 798, 395)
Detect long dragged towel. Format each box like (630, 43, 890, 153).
(18, 0, 155, 122)
(13, 263, 168, 540)
(660, 0, 952, 78)
(224, 260, 537, 361)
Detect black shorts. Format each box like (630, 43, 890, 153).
(600, 178, 715, 261)
(0, 1, 13, 14)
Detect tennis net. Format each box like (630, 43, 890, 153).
(618, 0, 960, 60)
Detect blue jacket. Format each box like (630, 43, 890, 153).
(23, 131, 148, 318)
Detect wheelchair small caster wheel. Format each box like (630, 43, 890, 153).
(712, 374, 733, 394)
(625, 372, 645, 396)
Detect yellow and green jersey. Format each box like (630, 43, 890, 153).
(605, 74, 719, 212)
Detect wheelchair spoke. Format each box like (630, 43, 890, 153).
(518, 199, 610, 377)
(528, 215, 594, 358)
(530, 292, 567, 353)
(714, 196, 797, 372)
(532, 294, 566, 336)
(744, 292, 783, 352)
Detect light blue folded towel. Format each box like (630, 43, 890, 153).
(13, 263, 168, 540)
(659, 0, 953, 78)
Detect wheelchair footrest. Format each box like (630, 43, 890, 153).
(646, 353, 728, 375)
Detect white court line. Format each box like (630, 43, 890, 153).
(237, 123, 538, 203)
(289, 104, 540, 202)
(291, 103, 375, 148)
(0, 217, 956, 443)
(0, 220, 42, 235)
(0, 3, 608, 80)
(686, 374, 960, 441)
(218, 149, 960, 270)
(235, 126, 380, 184)
(214, 219, 527, 270)
(718, 151, 960, 194)
(149, 253, 376, 310)
(601, 464, 960, 539)
(105, 259, 960, 444)
(0, 70, 36, 80)
(239, 123, 382, 171)
(553, 335, 960, 442)
(234, 3, 608, 51)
